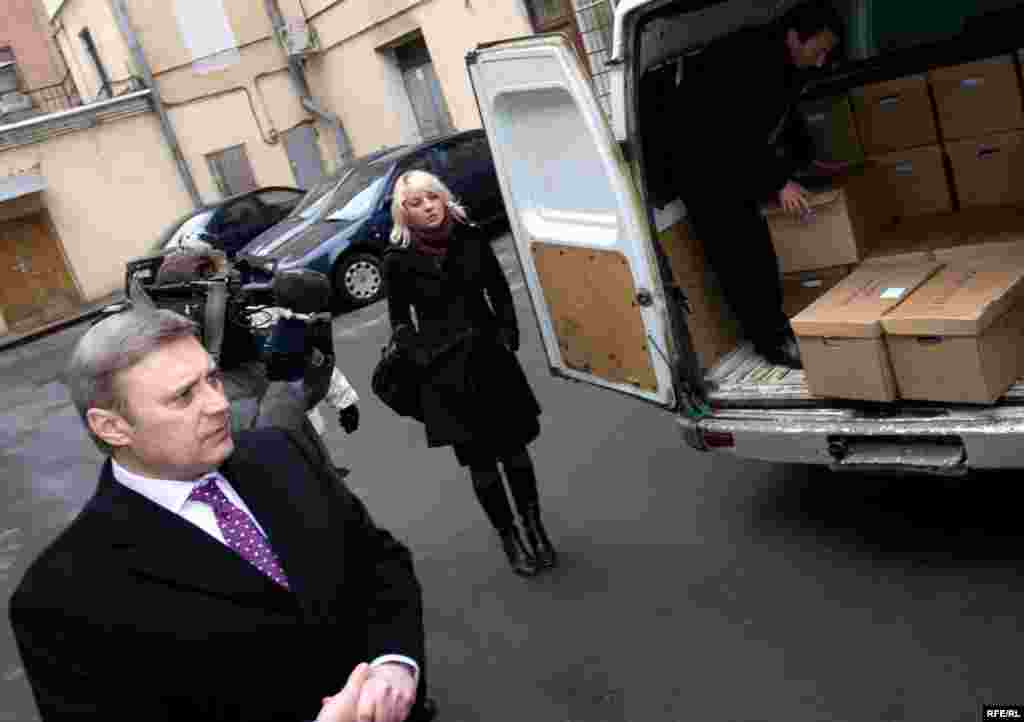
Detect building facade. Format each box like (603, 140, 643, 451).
(0, 0, 617, 335)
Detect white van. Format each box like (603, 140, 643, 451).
(466, 1, 1024, 475)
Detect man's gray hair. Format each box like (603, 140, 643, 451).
(66, 308, 198, 454)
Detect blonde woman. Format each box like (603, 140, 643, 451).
(382, 170, 557, 577)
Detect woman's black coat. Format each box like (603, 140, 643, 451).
(382, 223, 541, 457)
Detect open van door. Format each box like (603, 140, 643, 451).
(467, 34, 683, 409)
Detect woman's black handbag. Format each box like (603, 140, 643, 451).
(371, 339, 424, 420)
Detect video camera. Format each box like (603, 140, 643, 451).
(111, 249, 335, 402)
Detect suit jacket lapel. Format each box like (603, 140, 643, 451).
(93, 462, 296, 610)
(221, 449, 340, 621)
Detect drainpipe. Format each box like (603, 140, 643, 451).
(108, 0, 203, 209)
(263, 0, 353, 169)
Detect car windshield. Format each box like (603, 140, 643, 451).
(158, 211, 215, 251)
(288, 175, 345, 221)
(321, 163, 392, 222)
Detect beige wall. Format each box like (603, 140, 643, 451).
(168, 90, 298, 202)
(51, 0, 531, 192)
(306, 0, 532, 156)
(155, 39, 317, 200)
(126, 0, 271, 76)
(53, 0, 132, 101)
(0, 112, 193, 301)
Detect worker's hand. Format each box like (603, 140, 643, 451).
(316, 663, 371, 722)
(338, 404, 360, 434)
(779, 181, 810, 216)
(354, 662, 417, 722)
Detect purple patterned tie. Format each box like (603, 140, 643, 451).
(188, 477, 290, 589)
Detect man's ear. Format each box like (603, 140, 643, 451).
(86, 408, 134, 449)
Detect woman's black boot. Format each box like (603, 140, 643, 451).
(520, 503, 559, 570)
(498, 526, 540, 577)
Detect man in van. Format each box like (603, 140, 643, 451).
(677, 0, 845, 369)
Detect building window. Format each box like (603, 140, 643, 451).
(78, 28, 111, 100)
(206, 144, 258, 198)
(174, 0, 240, 75)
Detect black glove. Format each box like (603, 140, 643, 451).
(498, 325, 520, 353)
(338, 404, 360, 434)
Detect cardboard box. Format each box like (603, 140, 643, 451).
(929, 56, 1024, 141)
(946, 130, 1024, 208)
(882, 253, 1024, 403)
(763, 186, 867, 273)
(954, 205, 1024, 246)
(791, 260, 943, 401)
(864, 145, 954, 223)
(800, 95, 865, 164)
(864, 211, 963, 262)
(934, 239, 1024, 264)
(852, 74, 939, 154)
(782, 265, 853, 318)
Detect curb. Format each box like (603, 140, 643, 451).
(0, 295, 124, 353)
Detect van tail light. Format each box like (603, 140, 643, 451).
(701, 430, 735, 449)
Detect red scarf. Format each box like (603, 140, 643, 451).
(410, 213, 456, 257)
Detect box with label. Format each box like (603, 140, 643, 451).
(799, 95, 865, 164)
(864, 145, 954, 223)
(852, 75, 939, 154)
(882, 253, 1024, 403)
(946, 130, 1024, 208)
(929, 56, 1024, 141)
(791, 260, 943, 401)
(782, 265, 853, 318)
(763, 186, 868, 274)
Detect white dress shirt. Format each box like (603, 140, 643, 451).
(111, 461, 419, 684)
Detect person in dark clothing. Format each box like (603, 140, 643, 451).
(10, 308, 431, 722)
(677, 0, 845, 368)
(382, 170, 557, 578)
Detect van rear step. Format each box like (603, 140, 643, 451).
(827, 435, 967, 476)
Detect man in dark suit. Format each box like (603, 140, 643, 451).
(676, 0, 845, 369)
(9, 307, 431, 722)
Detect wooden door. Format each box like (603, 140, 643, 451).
(0, 211, 80, 332)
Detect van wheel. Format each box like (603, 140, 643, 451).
(333, 253, 384, 308)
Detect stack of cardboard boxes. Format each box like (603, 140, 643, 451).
(764, 53, 1024, 404)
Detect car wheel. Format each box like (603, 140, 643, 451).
(334, 252, 384, 308)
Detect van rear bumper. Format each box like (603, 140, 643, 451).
(682, 404, 1024, 471)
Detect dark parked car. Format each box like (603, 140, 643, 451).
(152, 186, 305, 258)
(124, 187, 305, 292)
(237, 130, 506, 307)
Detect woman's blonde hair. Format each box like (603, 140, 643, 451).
(389, 169, 469, 248)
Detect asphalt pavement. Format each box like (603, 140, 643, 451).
(2, 233, 1024, 721)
